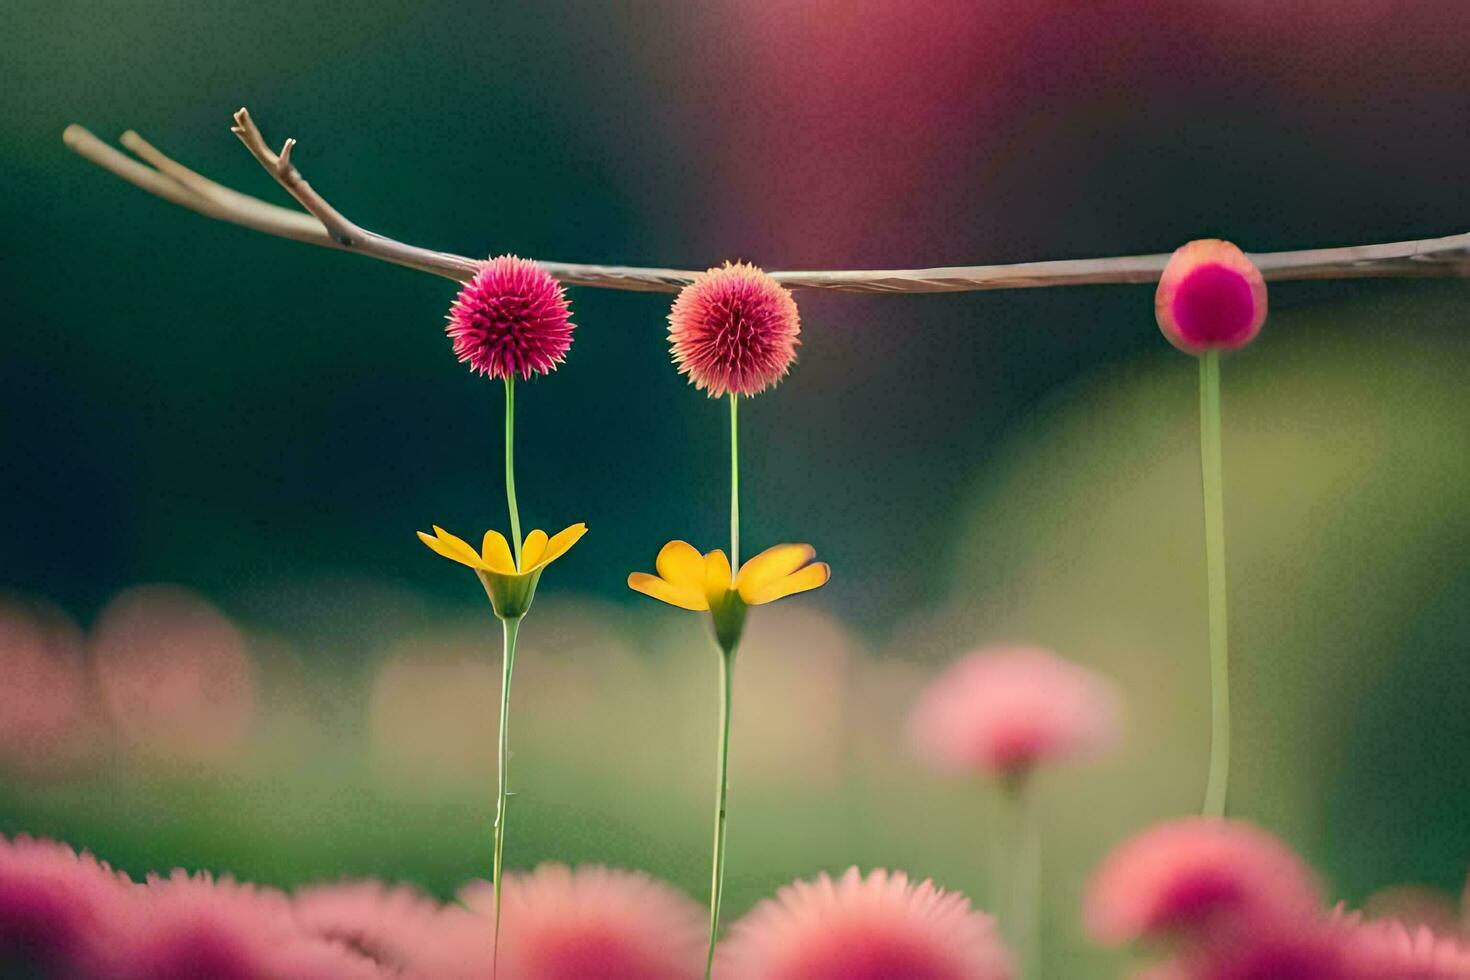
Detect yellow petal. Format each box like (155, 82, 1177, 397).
(526, 523, 588, 573)
(479, 530, 517, 574)
(703, 549, 733, 603)
(419, 528, 486, 571)
(520, 529, 549, 571)
(735, 543, 817, 600)
(655, 540, 707, 590)
(742, 562, 831, 605)
(628, 572, 708, 611)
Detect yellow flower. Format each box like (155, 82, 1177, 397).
(418, 523, 587, 619)
(628, 540, 830, 651)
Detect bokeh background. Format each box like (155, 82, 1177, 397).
(4, 0, 1470, 973)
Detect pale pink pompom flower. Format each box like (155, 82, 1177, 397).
(96, 869, 384, 980)
(0, 835, 136, 976)
(717, 867, 1012, 980)
(908, 645, 1121, 780)
(1084, 818, 1322, 946)
(412, 863, 705, 980)
(293, 879, 444, 972)
(667, 261, 800, 397)
(1342, 917, 1470, 979)
(446, 254, 575, 381)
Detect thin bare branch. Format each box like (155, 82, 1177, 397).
(64, 111, 1470, 295)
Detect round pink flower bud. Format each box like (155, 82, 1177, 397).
(446, 255, 575, 380)
(668, 261, 801, 397)
(1155, 240, 1267, 354)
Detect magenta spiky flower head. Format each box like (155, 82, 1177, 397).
(1155, 240, 1267, 354)
(446, 255, 574, 380)
(668, 261, 801, 398)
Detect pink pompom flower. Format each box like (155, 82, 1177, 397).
(1084, 818, 1323, 947)
(1341, 917, 1470, 979)
(97, 870, 382, 980)
(0, 835, 135, 976)
(667, 261, 801, 398)
(717, 867, 1012, 980)
(293, 879, 444, 972)
(908, 645, 1121, 781)
(413, 863, 705, 980)
(1155, 239, 1267, 354)
(446, 255, 575, 380)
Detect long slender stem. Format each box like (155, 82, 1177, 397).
(703, 393, 741, 979)
(705, 650, 734, 980)
(729, 394, 740, 570)
(1199, 351, 1230, 818)
(1009, 780, 1042, 979)
(504, 377, 523, 567)
(492, 614, 521, 976)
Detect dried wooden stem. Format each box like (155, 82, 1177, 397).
(63, 109, 1470, 294)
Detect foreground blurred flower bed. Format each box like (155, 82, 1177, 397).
(5, 573, 1470, 977)
(5, 820, 1470, 977)
(4, 306, 1470, 976)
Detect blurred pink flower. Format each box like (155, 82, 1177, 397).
(1161, 926, 1352, 980)
(1361, 885, 1463, 937)
(0, 835, 134, 976)
(293, 879, 444, 972)
(716, 867, 1012, 980)
(415, 863, 705, 980)
(908, 645, 1121, 779)
(667, 261, 801, 398)
(97, 869, 382, 980)
(1084, 818, 1322, 946)
(1342, 917, 1470, 979)
(0, 599, 103, 777)
(90, 586, 255, 765)
(447, 254, 575, 380)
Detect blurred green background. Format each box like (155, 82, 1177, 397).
(4, 1, 1470, 973)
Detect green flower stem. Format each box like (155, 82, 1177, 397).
(704, 646, 735, 980)
(1199, 350, 1230, 818)
(492, 613, 521, 974)
(1008, 777, 1042, 979)
(729, 393, 740, 570)
(504, 377, 523, 567)
(703, 391, 742, 979)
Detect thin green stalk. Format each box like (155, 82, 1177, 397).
(729, 393, 739, 570)
(704, 392, 741, 979)
(986, 788, 1007, 918)
(1008, 779, 1042, 979)
(704, 649, 734, 979)
(492, 614, 521, 976)
(1199, 350, 1230, 818)
(504, 377, 523, 567)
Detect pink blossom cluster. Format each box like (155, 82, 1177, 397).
(0, 835, 1012, 979)
(1084, 817, 1470, 979)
